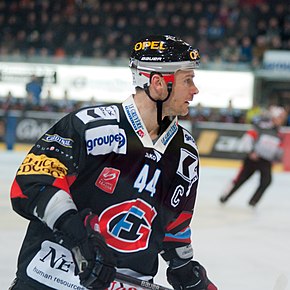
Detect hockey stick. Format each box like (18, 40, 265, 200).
(115, 272, 172, 290)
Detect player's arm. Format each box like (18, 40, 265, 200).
(10, 111, 116, 288)
(161, 210, 217, 290)
(239, 128, 257, 154)
(10, 112, 82, 222)
(275, 133, 284, 162)
(161, 139, 217, 290)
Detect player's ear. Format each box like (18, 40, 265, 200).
(150, 73, 161, 86)
(151, 74, 166, 95)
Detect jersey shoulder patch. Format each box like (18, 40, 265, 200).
(86, 125, 127, 156)
(75, 105, 120, 124)
(182, 128, 198, 151)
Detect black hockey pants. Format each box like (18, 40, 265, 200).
(223, 157, 272, 206)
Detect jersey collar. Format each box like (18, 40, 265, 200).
(122, 95, 178, 153)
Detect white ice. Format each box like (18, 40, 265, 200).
(1, 151, 289, 290)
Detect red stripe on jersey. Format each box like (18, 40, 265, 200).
(10, 179, 28, 199)
(163, 236, 191, 244)
(52, 175, 77, 193)
(166, 212, 192, 232)
(247, 129, 258, 140)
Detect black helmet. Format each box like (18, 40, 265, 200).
(129, 35, 200, 88)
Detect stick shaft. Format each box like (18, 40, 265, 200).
(115, 272, 172, 290)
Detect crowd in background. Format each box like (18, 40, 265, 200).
(0, 0, 290, 126)
(0, 89, 86, 114)
(1, 89, 290, 127)
(0, 88, 247, 123)
(0, 0, 289, 67)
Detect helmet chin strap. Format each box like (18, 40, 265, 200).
(144, 74, 173, 126)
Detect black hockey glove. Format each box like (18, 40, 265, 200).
(167, 261, 217, 290)
(55, 209, 116, 289)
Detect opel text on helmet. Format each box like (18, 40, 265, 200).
(129, 35, 200, 89)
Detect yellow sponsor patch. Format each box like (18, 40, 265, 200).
(17, 153, 68, 178)
(134, 41, 166, 51)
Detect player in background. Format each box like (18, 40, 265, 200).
(9, 35, 217, 290)
(219, 106, 286, 207)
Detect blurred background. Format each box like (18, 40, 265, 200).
(0, 0, 290, 169)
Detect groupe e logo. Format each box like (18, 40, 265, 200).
(86, 125, 127, 155)
(87, 132, 126, 150)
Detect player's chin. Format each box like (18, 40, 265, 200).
(179, 107, 189, 117)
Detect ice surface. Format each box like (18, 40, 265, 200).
(1, 151, 289, 290)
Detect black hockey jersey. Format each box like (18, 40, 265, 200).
(10, 96, 199, 290)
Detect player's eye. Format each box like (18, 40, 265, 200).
(184, 78, 194, 86)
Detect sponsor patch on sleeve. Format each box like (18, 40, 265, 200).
(86, 125, 127, 155)
(76, 105, 120, 124)
(17, 153, 68, 178)
(183, 129, 198, 150)
(42, 134, 73, 148)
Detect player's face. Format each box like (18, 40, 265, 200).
(165, 69, 199, 117)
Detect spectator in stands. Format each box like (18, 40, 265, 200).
(197, 17, 209, 39)
(256, 2, 271, 23)
(219, 99, 243, 123)
(40, 30, 55, 56)
(58, 89, 76, 113)
(62, 32, 78, 56)
(252, 35, 268, 66)
(82, 96, 100, 107)
(42, 89, 56, 112)
(236, 17, 253, 40)
(23, 92, 36, 111)
(245, 101, 263, 124)
(207, 19, 225, 42)
(78, 31, 92, 57)
(0, 0, 289, 68)
(189, 102, 212, 122)
(266, 17, 281, 41)
(239, 36, 253, 63)
(269, 35, 283, 50)
(281, 17, 290, 47)
(220, 37, 240, 62)
(25, 74, 43, 106)
(1, 91, 14, 111)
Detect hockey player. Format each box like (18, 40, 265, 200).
(10, 35, 217, 290)
(220, 106, 286, 207)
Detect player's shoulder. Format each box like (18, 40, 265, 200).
(72, 103, 122, 126)
(177, 124, 198, 152)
